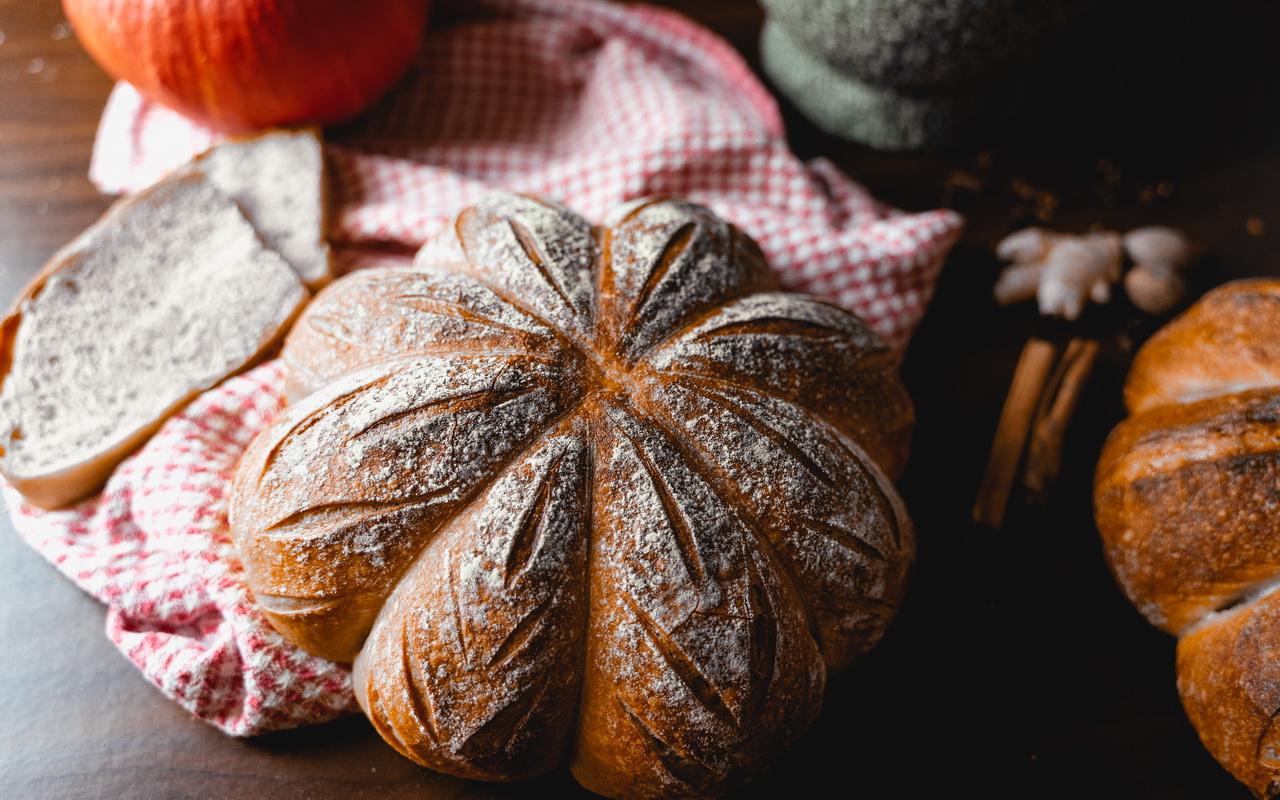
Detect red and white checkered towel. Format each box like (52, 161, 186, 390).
(8, 0, 962, 736)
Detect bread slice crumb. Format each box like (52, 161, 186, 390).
(190, 128, 333, 289)
(0, 173, 309, 509)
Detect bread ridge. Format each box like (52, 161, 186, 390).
(230, 192, 914, 798)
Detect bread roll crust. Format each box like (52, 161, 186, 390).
(1124, 279, 1280, 415)
(1096, 278, 1280, 795)
(1178, 590, 1280, 796)
(231, 193, 914, 797)
(1096, 388, 1280, 634)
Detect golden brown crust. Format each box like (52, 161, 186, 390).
(569, 402, 824, 798)
(595, 198, 777, 361)
(232, 192, 913, 796)
(1097, 279, 1280, 795)
(1178, 590, 1280, 797)
(1095, 389, 1280, 634)
(637, 371, 912, 671)
(1125, 279, 1280, 415)
(281, 268, 564, 404)
(230, 352, 581, 662)
(353, 421, 591, 780)
(642, 291, 913, 480)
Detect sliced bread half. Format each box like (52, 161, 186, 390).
(190, 128, 333, 289)
(0, 173, 309, 509)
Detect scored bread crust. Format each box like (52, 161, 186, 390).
(1095, 279, 1280, 795)
(231, 193, 914, 798)
(1178, 589, 1280, 799)
(0, 173, 308, 509)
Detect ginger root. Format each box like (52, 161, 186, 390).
(994, 228, 1121, 320)
(1037, 233, 1121, 319)
(1124, 264, 1184, 315)
(1121, 226, 1192, 314)
(994, 225, 1191, 319)
(993, 261, 1045, 305)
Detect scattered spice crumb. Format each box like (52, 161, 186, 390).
(1033, 191, 1058, 221)
(1247, 217, 1266, 236)
(942, 168, 985, 208)
(945, 170, 983, 192)
(51, 23, 71, 41)
(0, 30, 7, 46)
(1137, 181, 1175, 205)
(26, 57, 46, 75)
(1007, 179, 1059, 220)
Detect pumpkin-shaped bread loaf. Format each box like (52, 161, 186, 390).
(230, 193, 915, 798)
(1095, 279, 1280, 797)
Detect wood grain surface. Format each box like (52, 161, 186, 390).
(1, 1, 1276, 798)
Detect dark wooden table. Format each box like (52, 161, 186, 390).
(1, 1, 1275, 798)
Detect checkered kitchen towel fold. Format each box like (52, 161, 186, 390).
(7, 0, 962, 735)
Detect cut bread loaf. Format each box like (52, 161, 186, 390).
(0, 173, 309, 509)
(189, 128, 333, 289)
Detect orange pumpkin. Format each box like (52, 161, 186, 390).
(63, 0, 431, 131)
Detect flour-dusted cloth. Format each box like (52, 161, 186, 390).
(7, 0, 962, 736)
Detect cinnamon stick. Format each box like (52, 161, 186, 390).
(1024, 338, 1100, 498)
(972, 338, 1058, 528)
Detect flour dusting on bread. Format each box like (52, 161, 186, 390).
(231, 191, 914, 797)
